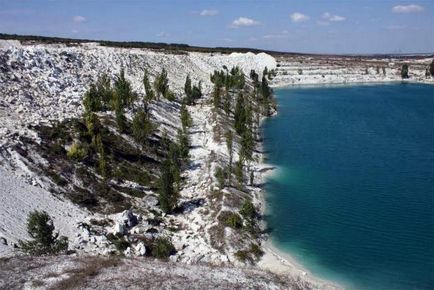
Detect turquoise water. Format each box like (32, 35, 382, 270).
(263, 83, 434, 290)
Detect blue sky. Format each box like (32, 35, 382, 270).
(0, 0, 433, 54)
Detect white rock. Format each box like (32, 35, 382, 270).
(124, 247, 132, 257)
(113, 222, 126, 235)
(135, 242, 146, 256)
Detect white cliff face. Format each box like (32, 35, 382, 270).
(271, 55, 433, 87)
(0, 41, 275, 260)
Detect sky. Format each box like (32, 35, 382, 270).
(0, 0, 433, 54)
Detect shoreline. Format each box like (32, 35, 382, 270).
(255, 110, 341, 289)
(255, 78, 432, 288)
(271, 78, 434, 89)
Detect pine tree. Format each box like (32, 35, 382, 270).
(212, 85, 222, 110)
(226, 130, 233, 186)
(158, 159, 177, 213)
(132, 109, 156, 146)
(83, 84, 102, 113)
(95, 134, 108, 178)
(18, 211, 68, 256)
(234, 93, 247, 135)
(430, 59, 434, 77)
(143, 69, 155, 110)
(184, 74, 192, 102)
(235, 159, 244, 189)
(154, 68, 169, 99)
(180, 103, 192, 130)
(401, 64, 409, 79)
(215, 166, 226, 189)
(177, 129, 189, 162)
(114, 68, 135, 109)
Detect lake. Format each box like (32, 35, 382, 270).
(263, 83, 434, 290)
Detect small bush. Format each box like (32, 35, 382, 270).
(214, 166, 226, 189)
(235, 243, 264, 264)
(67, 142, 87, 160)
(401, 64, 409, 79)
(18, 211, 68, 256)
(152, 237, 175, 259)
(222, 212, 243, 229)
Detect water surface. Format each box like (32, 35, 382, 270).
(264, 83, 434, 290)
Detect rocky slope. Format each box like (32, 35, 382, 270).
(271, 54, 433, 86)
(0, 39, 277, 267)
(0, 255, 311, 290)
(1, 38, 431, 289)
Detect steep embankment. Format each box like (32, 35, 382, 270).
(0, 255, 311, 290)
(272, 55, 433, 86)
(0, 40, 278, 267)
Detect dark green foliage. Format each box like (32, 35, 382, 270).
(143, 69, 155, 109)
(177, 129, 189, 162)
(239, 200, 257, 221)
(215, 166, 226, 189)
(234, 93, 247, 135)
(235, 243, 264, 264)
(235, 159, 244, 187)
(190, 81, 202, 103)
(401, 64, 409, 79)
(184, 74, 192, 101)
(83, 84, 102, 113)
(158, 159, 177, 213)
(85, 112, 102, 138)
(212, 85, 222, 109)
(132, 109, 157, 146)
(82, 74, 113, 113)
(113, 68, 136, 109)
(241, 129, 254, 161)
(67, 142, 87, 161)
(115, 106, 127, 133)
(106, 233, 130, 253)
(250, 69, 259, 86)
(95, 134, 108, 178)
(18, 211, 68, 256)
(180, 103, 192, 130)
(430, 59, 434, 77)
(226, 131, 233, 186)
(260, 74, 273, 115)
(152, 237, 176, 259)
(154, 68, 170, 99)
(223, 212, 243, 229)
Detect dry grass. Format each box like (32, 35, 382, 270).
(50, 256, 121, 290)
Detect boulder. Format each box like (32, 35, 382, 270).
(113, 222, 126, 235)
(135, 242, 146, 256)
(121, 209, 138, 228)
(143, 195, 159, 208)
(0, 237, 7, 246)
(124, 247, 132, 257)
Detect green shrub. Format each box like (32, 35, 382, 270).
(239, 200, 257, 221)
(214, 166, 226, 189)
(401, 64, 409, 79)
(18, 211, 68, 256)
(67, 142, 87, 160)
(224, 212, 243, 229)
(152, 237, 175, 259)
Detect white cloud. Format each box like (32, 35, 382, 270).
(200, 9, 219, 16)
(392, 4, 424, 13)
(290, 12, 309, 23)
(231, 17, 260, 27)
(322, 12, 346, 22)
(157, 31, 170, 38)
(263, 34, 288, 39)
(72, 15, 86, 23)
(386, 24, 407, 30)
